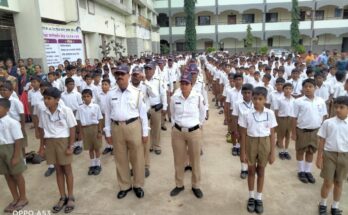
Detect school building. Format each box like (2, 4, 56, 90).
(0, 0, 160, 68)
(155, 0, 348, 54)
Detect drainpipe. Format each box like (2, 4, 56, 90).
(310, 0, 316, 51)
(263, 0, 266, 43)
(215, 0, 219, 49)
(169, 0, 173, 54)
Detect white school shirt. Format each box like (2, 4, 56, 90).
(232, 100, 254, 116)
(290, 96, 327, 129)
(143, 75, 168, 110)
(60, 91, 83, 112)
(8, 97, 24, 122)
(333, 83, 347, 98)
(192, 80, 209, 111)
(284, 63, 295, 78)
(317, 116, 348, 153)
(28, 89, 43, 106)
(238, 108, 278, 137)
(96, 91, 109, 114)
(0, 115, 23, 145)
(315, 84, 330, 102)
(287, 79, 303, 96)
(273, 95, 295, 117)
(33, 99, 65, 116)
(104, 85, 149, 137)
(76, 103, 103, 126)
(170, 90, 206, 128)
(226, 88, 243, 110)
(269, 91, 283, 110)
(249, 78, 263, 87)
(38, 104, 77, 138)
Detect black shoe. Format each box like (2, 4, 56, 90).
(255, 200, 264, 214)
(240, 170, 248, 179)
(154, 150, 161, 155)
(133, 187, 144, 198)
(149, 148, 154, 152)
(161, 126, 167, 131)
(192, 188, 203, 199)
(237, 147, 241, 156)
(117, 187, 132, 199)
(170, 186, 184, 197)
(284, 152, 291, 160)
(305, 172, 316, 184)
(298, 172, 308, 183)
(331, 207, 342, 215)
(232, 147, 238, 156)
(44, 167, 55, 177)
(185, 165, 192, 172)
(218, 110, 224, 115)
(73, 146, 82, 155)
(102, 147, 112, 155)
(88, 166, 95, 175)
(318, 204, 327, 215)
(247, 198, 256, 213)
(279, 152, 285, 160)
(94, 166, 102, 175)
(145, 168, 150, 178)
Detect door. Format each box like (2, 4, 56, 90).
(204, 41, 213, 50)
(227, 15, 236, 24)
(342, 37, 348, 52)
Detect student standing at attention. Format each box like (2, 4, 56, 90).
(239, 87, 277, 214)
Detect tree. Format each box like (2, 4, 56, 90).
(99, 40, 126, 59)
(291, 0, 300, 50)
(184, 0, 196, 51)
(245, 24, 254, 50)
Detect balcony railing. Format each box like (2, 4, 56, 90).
(218, 23, 262, 33)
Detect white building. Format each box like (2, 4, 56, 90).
(0, 0, 160, 69)
(155, 0, 348, 53)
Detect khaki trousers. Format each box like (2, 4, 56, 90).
(171, 127, 202, 188)
(112, 119, 145, 190)
(162, 91, 171, 127)
(149, 108, 162, 151)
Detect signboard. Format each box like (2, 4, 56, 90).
(42, 23, 85, 67)
(0, 0, 8, 7)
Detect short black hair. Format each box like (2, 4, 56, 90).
(283, 82, 293, 89)
(82, 89, 93, 97)
(47, 72, 55, 76)
(101, 79, 111, 85)
(0, 98, 11, 109)
(42, 87, 61, 99)
(84, 74, 92, 80)
(275, 77, 286, 84)
(302, 78, 316, 87)
(0, 80, 13, 91)
(233, 73, 243, 80)
(65, 77, 75, 85)
(40, 81, 52, 88)
(335, 71, 346, 82)
(66, 65, 76, 71)
(252, 87, 268, 98)
(334, 96, 348, 106)
(314, 72, 324, 79)
(30, 75, 41, 82)
(263, 74, 272, 81)
(241, 83, 253, 92)
(291, 68, 300, 74)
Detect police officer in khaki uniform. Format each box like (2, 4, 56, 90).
(104, 65, 149, 199)
(169, 72, 206, 198)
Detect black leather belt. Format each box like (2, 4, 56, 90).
(112, 117, 138, 125)
(297, 127, 319, 133)
(175, 123, 200, 132)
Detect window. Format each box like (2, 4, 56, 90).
(242, 14, 255, 24)
(267, 38, 273, 47)
(227, 15, 236, 24)
(87, 0, 95, 15)
(157, 13, 169, 27)
(300, 11, 306, 21)
(315, 10, 324, 20)
(176, 42, 185, 52)
(299, 39, 303, 45)
(344, 9, 348, 19)
(204, 41, 213, 49)
(198, 16, 211, 25)
(335, 8, 342, 17)
(266, 13, 278, 22)
(175, 17, 186, 26)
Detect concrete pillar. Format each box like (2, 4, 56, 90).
(84, 32, 101, 60)
(13, 0, 47, 69)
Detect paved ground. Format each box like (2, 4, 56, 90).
(0, 93, 347, 215)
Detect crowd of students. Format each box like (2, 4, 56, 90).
(0, 49, 347, 215)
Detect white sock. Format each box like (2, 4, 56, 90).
(91, 159, 95, 167)
(96, 158, 101, 166)
(249, 191, 255, 198)
(304, 162, 312, 173)
(332, 201, 339, 209)
(236, 143, 240, 148)
(48, 164, 54, 168)
(79, 141, 83, 147)
(284, 148, 288, 152)
(256, 192, 262, 200)
(73, 142, 79, 147)
(298, 160, 305, 172)
(241, 163, 248, 171)
(320, 198, 327, 206)
(23, 158, 26, 165)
